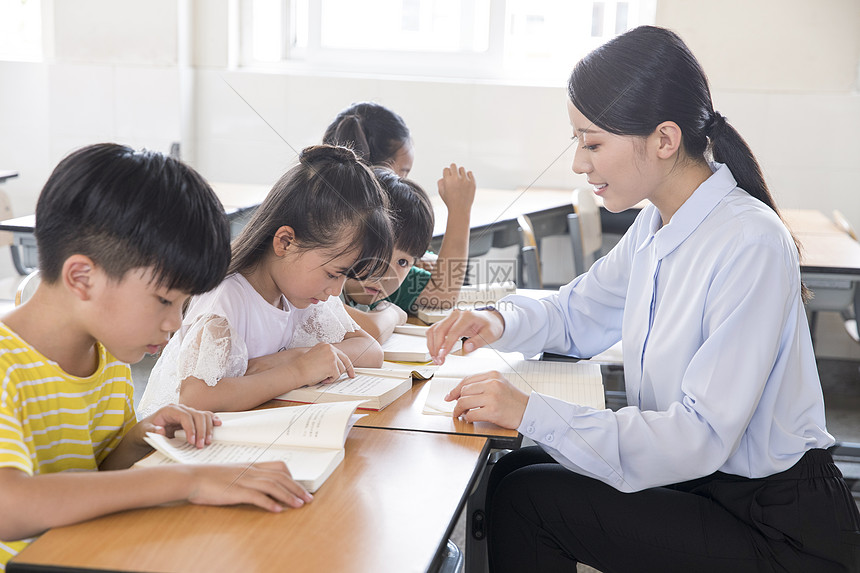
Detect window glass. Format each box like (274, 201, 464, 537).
(0, 0, 42, 62)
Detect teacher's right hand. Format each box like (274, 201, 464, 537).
(426, 309, 505, 364)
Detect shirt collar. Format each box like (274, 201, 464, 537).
(643, 162, 738, 260)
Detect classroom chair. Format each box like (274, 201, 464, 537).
(15, 269, 40, 306)
(832, 210, 859, 343)
(567, 187, 603, 276)
(516, 213, 543, 288)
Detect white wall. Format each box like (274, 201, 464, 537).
(0, 0, 859, 286)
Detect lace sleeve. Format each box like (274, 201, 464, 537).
(136, 314, 248, 419)
(288, 296, 360, 349)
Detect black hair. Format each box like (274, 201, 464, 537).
(568, 25, 809, 299)
(35, 143, 230, 294)
(322, 102, 411, 167)
(373, 167, 434, 258)
(229, 144, 393, 281)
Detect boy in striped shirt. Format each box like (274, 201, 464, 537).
(0, 144, 312, 568)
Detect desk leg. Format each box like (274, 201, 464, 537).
(465, 449, 511, 573)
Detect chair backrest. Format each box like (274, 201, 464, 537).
(15, 269, 40, 306)
(568, 188, 603, 275)
(516, 213, 543, 288)
(0, 188, 14, 248)
(830, 211, 860, 344)
(833, 209, 858, 241)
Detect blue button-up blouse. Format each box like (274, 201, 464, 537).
(495, 163, 833, 492)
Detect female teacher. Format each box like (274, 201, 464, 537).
(427, 25, 860, 573)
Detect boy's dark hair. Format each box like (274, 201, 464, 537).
(35, 143, 230, 294)
(322, 102, 410, 167)
(373, 167, 433, 259)
(230, 145, 393, 280)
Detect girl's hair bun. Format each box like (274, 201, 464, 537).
(299, 143, 361, 166)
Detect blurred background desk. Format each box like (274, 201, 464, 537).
(0, 182, 270, 276)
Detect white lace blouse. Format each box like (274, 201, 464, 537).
(136, 273, 360, 419)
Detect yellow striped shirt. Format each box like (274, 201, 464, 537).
(0, 323, 136, 569)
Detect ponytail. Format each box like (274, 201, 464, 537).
(708, 114, 811, 301)
(332, 115, 371, 160)
(322, 102, 410, 166)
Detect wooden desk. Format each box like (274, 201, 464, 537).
(779, 209, 860, 315)
(9, 428, 489, 573)
(340, 380, 518, 449)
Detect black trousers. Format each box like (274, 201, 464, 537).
(486, 447, 860, 572)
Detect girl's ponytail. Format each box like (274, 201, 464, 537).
(331, 115, 371, 161)
(322, 102, 410, 166)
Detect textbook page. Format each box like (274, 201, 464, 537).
(381, 328, 461, 362)
(276, 371, 411, 410)
(424, 349, 605, 415)
(415, 282, 516, 323)
(376, 361, 438, 380)
(140, 436, 345, 493)
(140, 402, 361, 492)
(176, 401, 363, 450)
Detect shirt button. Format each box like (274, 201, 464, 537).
(545, 434, 554, 442)
(526, 425, 535, 434)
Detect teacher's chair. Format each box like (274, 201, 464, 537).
(567, 188, 603, 276)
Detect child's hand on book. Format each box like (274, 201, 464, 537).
(138, 404, 222, 450)
(445, 371, 528, 429)
(292, 343, 356, 386)
(185, 461, 313, 512)
(426, 309, 505, 364)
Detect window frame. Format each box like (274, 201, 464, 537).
(238, 0, 656, 84)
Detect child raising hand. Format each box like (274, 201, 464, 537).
(138, 144, 393, 415)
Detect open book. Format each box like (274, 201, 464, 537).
(422, 348, 605, 415)
(274, 367, 413, 411)
(139, 401, 362, 492)
(416, 281, 517, 324)
(380, 324, 461, 362)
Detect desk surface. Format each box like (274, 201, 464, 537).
(266, 378, 521, 449)
(10, 428, 489, 573)
(782, 209, 860, 275)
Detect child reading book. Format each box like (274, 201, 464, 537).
(324, 103, 477, 341)
(339, 167, 476, 341)
(137, 145, 394, 416)
(0, 143, 312, 568)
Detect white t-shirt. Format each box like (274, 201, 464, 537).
(137, 273, 359, 418)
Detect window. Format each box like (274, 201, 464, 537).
(241, 0, 655, 83)
(0, 0, 43, 62)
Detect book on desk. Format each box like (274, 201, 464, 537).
(275, 367, 415, 411)
(423, 347, 606, 415)
(381, 324, 461, 362)
(138, 401, 363, 492)
(415, 281, 517, 324)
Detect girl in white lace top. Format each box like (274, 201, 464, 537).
(137, 145, 394, 416)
